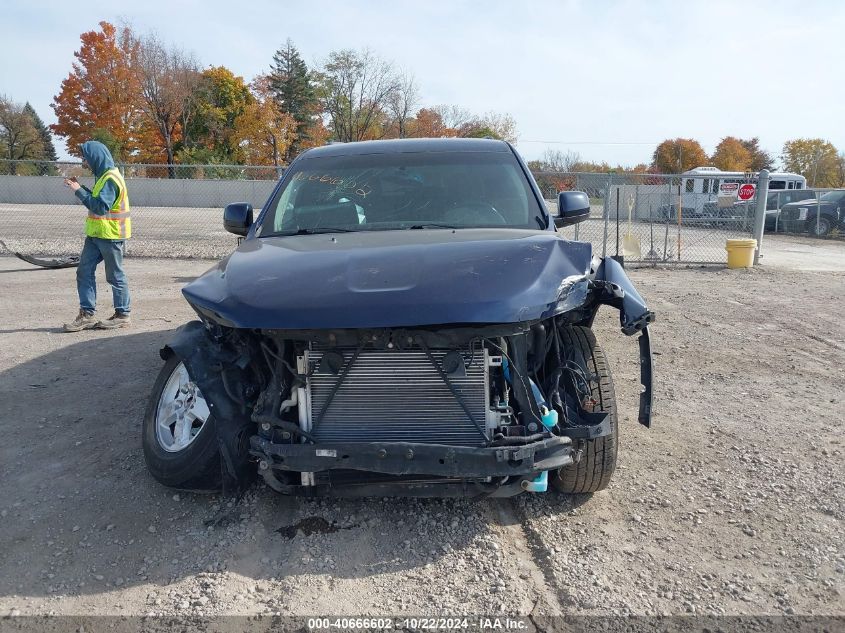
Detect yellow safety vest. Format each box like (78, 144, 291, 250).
(85, 168, 131, 239)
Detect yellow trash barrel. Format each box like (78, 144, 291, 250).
(725, 238, 757, 268)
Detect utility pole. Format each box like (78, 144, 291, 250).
(811, 148, 825, 188)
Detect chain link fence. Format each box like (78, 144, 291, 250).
(0, 160, 283, 259)
(536, 171, 764, 265)
(0, 159, 283, 180)
(1, 159, 840, 262)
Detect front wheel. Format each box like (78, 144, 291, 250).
(807, 215, 833, 236)
(551, 326, 618, 494)
(142, 354, 221, 491)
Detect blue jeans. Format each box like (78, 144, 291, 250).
(77, 237, 131, 314)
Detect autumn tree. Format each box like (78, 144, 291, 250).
(179, 67, 254, 164)
(527, 150, 579, 194)
(23, 103, 58, 174)
(235, 75, 296, 167)
(406, 105, 515, 141)
(651, 138, 708, 173)
(740, 138, 774, 171)
(51, 21, 142, 158)
(133, 32, 201, 175)
(268, 39, 318, 161)
(316, 49, 400, 142)
(781, 138, 842, 187)
(408, 107, 451, 138)
(455, 112, 517, 143)
(711, 136, 752, 171)
(0, 96, 44, 175)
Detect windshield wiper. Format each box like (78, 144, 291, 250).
(408, 223, 460, 230)
(273, 227, 358, 236)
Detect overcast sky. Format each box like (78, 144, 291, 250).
(2, 0, 843, 166)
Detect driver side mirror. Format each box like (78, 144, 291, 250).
(223, 202, 253, 236)
(555, 191, 590, 228)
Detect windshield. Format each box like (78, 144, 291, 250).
(819, 191, 845, 203)
(258, 150, 544, 236)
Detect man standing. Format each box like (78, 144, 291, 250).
(63, 141, 132, 332)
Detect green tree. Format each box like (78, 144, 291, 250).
(179, 66, 254, 164)
(268, 39, 317, 161)
(23, 103, 58, 174)
(651, 138, 708, 173)
(781, 138, 841, 187)
(0, 95, 44, 175)
(90, 127, 124, 162)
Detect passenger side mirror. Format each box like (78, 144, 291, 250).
(223, 203, 253, 236)
(555, 191, 591, 228)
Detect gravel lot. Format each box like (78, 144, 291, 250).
(0, 254, 842, 620)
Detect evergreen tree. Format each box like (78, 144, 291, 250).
(268, 39, 316, 161)
(23, 102, 58, 174)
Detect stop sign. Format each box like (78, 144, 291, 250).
(738, 184, 756, 200)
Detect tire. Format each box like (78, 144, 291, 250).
(807, 215, 833, 236)
(551, 326, 618, 494)
(142, 354, 221, 491)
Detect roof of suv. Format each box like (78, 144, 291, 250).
(301, 137, 511, 158)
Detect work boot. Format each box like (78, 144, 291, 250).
(96, 311, 132, 330)
(63, 309, 98, 332)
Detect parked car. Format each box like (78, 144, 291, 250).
(143, 138, 654, 499)
(779, 190, 845, 236)
(729, 189, 818, 231)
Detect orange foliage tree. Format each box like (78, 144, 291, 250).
(711, 136, 752, 171)
(235, 76, 297, 166)
(651, 138, 709, 173)
(409, 108, 454, 138)
(51, 22, 144, 159)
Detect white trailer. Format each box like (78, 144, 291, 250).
(679, 166, 806, 216)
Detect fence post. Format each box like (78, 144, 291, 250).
(752, 169, 770, 265)
(601, 173, 612, 257)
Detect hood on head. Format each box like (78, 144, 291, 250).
(79, 141, 115, 178)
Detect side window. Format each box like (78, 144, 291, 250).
(685, 179, 695, 193)
(788, 181, 794, 189)
(769, 180, 786, 190)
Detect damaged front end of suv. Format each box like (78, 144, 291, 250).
(142, 139, 654, 499)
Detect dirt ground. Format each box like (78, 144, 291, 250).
(0, 254, 842, 620)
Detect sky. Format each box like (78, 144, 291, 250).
(2, 0, 843, 166)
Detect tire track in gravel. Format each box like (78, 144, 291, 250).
(487, 499, 568, 620)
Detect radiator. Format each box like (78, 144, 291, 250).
(303, 344, 489, 446)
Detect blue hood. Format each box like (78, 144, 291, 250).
(80, 141, 115, 178)
(182, 229, 594, 329)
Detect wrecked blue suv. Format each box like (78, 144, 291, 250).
(143, 138, 654, 498)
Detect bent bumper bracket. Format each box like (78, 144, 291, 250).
(638, 326, 653, 427)
(250, 435, 573, 479)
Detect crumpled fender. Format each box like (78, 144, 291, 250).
(592, 257, 655, 335)
(161, 321, 254, 493)
(588, 258, 654, 428)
